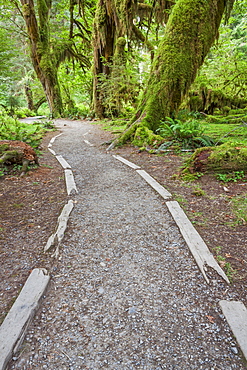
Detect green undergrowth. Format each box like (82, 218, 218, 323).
(102, 119, 127, 133)
(205, 113, 247, 125)
(212, 246, 236, 283)
(216, 171, 245, 183)
(0, 114, 55, 148)
(156, 115, 247, 150)
(132, 126, 164, 148)
(201, 122, 247, 146)
(230, 194, 247, 226)
(157, 117, 217, 149)
(99, 109, 247, 154)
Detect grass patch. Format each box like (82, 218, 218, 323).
(230, 194, 247, 225)
(99, 119, 127, 133)
(174, 194, 188, 205)
(216, 171, 245, 183)
(103, 124, 127, 133)
(202, 122, 247, 146)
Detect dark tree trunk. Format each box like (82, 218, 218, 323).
(24, 83, 35, 111)
(20, 0, 63, 117)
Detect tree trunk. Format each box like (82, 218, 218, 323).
(92, 0, 116, 118)
(24, 83, 35, 111)
(20, 0, 63, 117)
(110, 0, 233, 148)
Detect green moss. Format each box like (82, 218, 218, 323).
(134, 0, 226, 131)
(205, 114, 247, 124)
(22, 4, 30, 16)
(0, 150, 19, 164)
(115, 123, 138, 146)
(179, 171, 204, 182)
(208, 143, 247, 172)
(186, 142, 247, 173)
(37, 0, 50, 48)
(0, 144, 9, 155)
(40, 54, 54, 75)
(132, 126, 164, 147)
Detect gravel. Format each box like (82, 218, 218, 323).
(8, 120, 246, 369)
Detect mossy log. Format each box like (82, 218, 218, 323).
(185, 142, 247, 173)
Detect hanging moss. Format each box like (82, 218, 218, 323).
(93, 0, 176, 118)
(187, 87, 247, 115)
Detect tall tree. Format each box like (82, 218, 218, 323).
(109, 0, 235, 147)
(4, 0, 93, 117)
(17, 0, 64, 116)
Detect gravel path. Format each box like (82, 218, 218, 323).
(9, 120, 245, 369)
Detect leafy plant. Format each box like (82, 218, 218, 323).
(34, 119, 54, 129)
(157, 117, 216, 149)
(158, 117, 204, 137)
(224, 262, 236, 283)
(230, 194, 247, 225)
(192, 186, 206, 196)
(216, 170, 245, 182)
(14, 108, 36, 118)
(179, 171, 204, 182)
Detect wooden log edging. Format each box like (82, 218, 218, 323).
(0, 269, 50, 370)
(166, 200, 230, 284)
(44, 199, 74, 257)
(219, 300, 247, 360)
(1, 131, 79, 369)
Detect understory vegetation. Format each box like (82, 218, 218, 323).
(0, 114, 54, 147)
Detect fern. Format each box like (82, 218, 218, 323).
(193, 135, 217, 147)
(157, 118, 216, 149)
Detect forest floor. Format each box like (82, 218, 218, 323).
(0, 119, 246, 327)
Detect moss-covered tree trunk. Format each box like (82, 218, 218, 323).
(20, 0, 63, 117)
(24, 83, 35, 111)
(110, 0, 234, 147)
(92, 0, 174, 118)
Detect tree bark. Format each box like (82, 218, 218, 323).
(24, 83, 35, 111)
(110, 0, 233, 148)
(20, 0, 63, 117)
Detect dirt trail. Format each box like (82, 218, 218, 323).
(8, 120, 246, 369)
